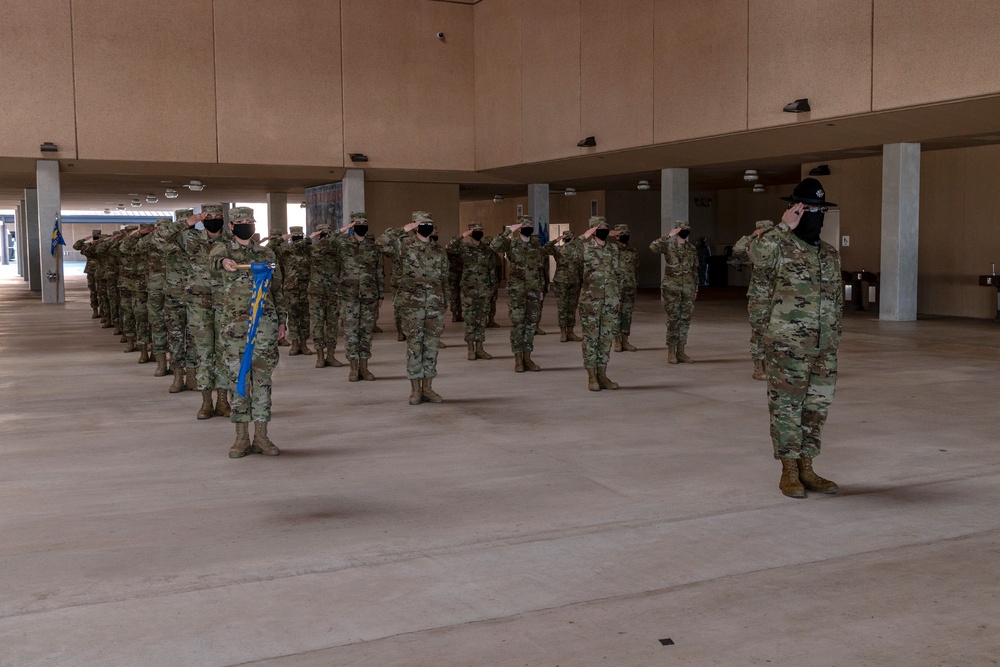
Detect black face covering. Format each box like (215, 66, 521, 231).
(594, 228, 610, 241)
(291, 234, 304, 241)
(794, 211, 824, 246)
(204, 218, 224, 234)
(354, 224, 368, 237)
(520, 227, 533, 238)
(618, 234, 629, 244)
(415, 223, 433, 238)
(471, 230, 484, 241)
(678, 229, 691, 240)
(232, 224, 255, 241)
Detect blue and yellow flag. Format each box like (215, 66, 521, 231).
(236, 262, 274, 397)
(50, 218, 66, 256)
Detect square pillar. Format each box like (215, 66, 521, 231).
(17, 201, 27, 279)
(342, 169, 365, 227)
(527, 184, 550, 244)
(24, 189, 41, 292)
(37, 160, 64, 303)
(879, 143, 920, 322)
(661, 168, 689, 272)
(266, 193, 288, 234)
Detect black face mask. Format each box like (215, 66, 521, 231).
(232, 224, 255, 241)
(204, 218, 224, 234)
(291, 234, 304, 241)
(430, 235, 439, 243)
(417, 223, 434, 238)
(594, 228, 610, 241)
(520, 227, 533, 238)
(678, 229, 691, 240)
(794, 211, 824, 246)
(354, 225, 368, 237)
(471, 230, 484, 241)
(618, 234, 629, 244)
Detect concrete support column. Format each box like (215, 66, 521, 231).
(266, 193, 288, 234)
(17, 201, 27, 279)
(342, 169, 365, 228)
(879, 143, 920, 322)
(1, 220, 8, 265)
(661, 168, 689, 274)
(24, 190, 41, 292)
(37, 160, 64, 303)
(527, 184, 550, 243)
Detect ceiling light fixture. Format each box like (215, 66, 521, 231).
(752, 184, 765, 193)
(637, 180, 650, 191)
(145, 194, 158, 203)
(563, 187, 576, 197)
(131, 199, 142, 208)
(493, 195, 504, 203)
(164, 189, 179, 199)
(183, 180, 205, 192)
(743, 169, 759, 182)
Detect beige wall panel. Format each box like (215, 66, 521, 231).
(580, 0, 654, 152)
(550, 191, 606, 234)
(959, 147, 1000, 318)
(0, 0, 76, 159)
(748, 0, 872, 128)
(605, 190, 661, 287)
(474, 0, 522, 170)
(215, 0, 343, 167)
(874, 1, 1000, 110)
(460, 196, 528, 239)
(366, 182, 461, 242)
(521, 0, 581, 163)
(654, 0, 748, 143)
(803, 158, 882, 272)
(918, 150, 967, 317)
(72, 0, 217, 162)
(342, 0, 474, 171)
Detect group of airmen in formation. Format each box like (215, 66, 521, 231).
(74, 177, 844, 499)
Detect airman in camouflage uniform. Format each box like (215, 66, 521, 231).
(564, 217, 622, 390)
(118, 225, 153, 362)
(74, 230, 101, 318)
(115, 226, 141, 352)
(650, 221, 699, 364)
(446, 222, 497, 361)
(138, 219, 171, 376)
(308, 221, 344, 369)
(447, 240, 463, 323)
(150, 209, 196, 393)
(272, 226, 313, 356)
(334, 212, 384, 381)
(487, 242, 503, 327)
(377, 212, 449, 405)
(733, 220, 777, 380)
(747, 178, 843, 499)
(612, 224, 639, 353)
(211, 207, 286, 458)
(544, 230, 583, 343)
(490, 215, 547, 372)
(92, 231, 121, 331)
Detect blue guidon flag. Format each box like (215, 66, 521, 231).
(50, 218, 66, 256)
(236, 262, 275, 398)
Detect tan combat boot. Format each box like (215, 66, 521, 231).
(437, 340, 447, 348)
(596, 366, 619, 390)
(123, 336, 136, 353)
(467, 342, 477, 361)
(315, 347, 327, 368)
(514, 352, 525, 373)
(137, 343, 150, 364)
(486, 316, 500, 328)
(534, 326, 546, 335)
(397, 326, 406, 342)
(752, 360, 766, 381)
(251, 422, 280, 456)
(613, 336, 623, 352)
(348, 359, 360, 382)
(185, 369, 198, 391)
(229, 423, 251, 458)
(408, 379, 423, 405)
(586, 367, 600, 391)
(560, 327, 569, 343)
(101, 318, 113, 328)
(326, 346, 345, 367)
(621, 336, 637, 352)
(566, 329, 582, 342)
(169, 367, 186, 393)
(676, 343, 693, 363)
(154, 353, 169, 377)
(475, 342, 492, 360)
(114, 326, 123, 336)
(92, 307, 100, 319)
(779, 458, 806, 498)
(421, 378, 444, 403)
(373, 324, 383, 333)
(197, 390, 214, 420)
(300, 341, 315, 355)
(214, 389, 231, 417)
(359, 358, 375, 381)
(277, 336, 290, 347)
(667, 344, 678, 364)
(798, 457, 839, 494)
(522, 351, 540, 372)
(288, 340, 301, 356)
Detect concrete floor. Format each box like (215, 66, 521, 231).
(1, 263, 999, 667)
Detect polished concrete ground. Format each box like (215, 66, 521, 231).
(1, 263, 999, 667)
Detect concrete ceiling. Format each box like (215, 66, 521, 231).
(4, 94, 1000, 211)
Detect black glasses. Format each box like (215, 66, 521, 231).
(787, 203, 829, 213)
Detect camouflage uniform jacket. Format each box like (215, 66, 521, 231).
(650, 236, 698, 288)
(308, 236, 340, 291)
(118, 233, 148, 291)
(490, 230, 547, 292)
(150, 222, 195, 293)
(733, 226, 777, 306)
(73, 239, 97, 275)
(273, 238, 312, 289)
(445, 237, 496, 291)
(747, 223, 843, 352)
(564, 237, 622, 304)
(209, 239, 286, 325)
(183, 228, 227, 295)
(543, 238, 584, 285)
(376, 228, 449, 304)
(617, 244, 639, 292)
(331, 233, 384, 300)
(136, 231, 167, 291)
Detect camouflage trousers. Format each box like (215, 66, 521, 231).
(339, 285, 378, 361)
(186, 289, 226, 390)
(222, 313, 280, 423)
(119, 285, 136, 336)
(617, 290, 636, 337)
(164, 289, 189, 369)
(400, 299, 445, 379)
(661, 282, 695, 346)
(489, 285, 499, 322)
(448, 269, 463, 317)
(580, 298, 620, 367)
(554, 280, 581, 330)
(86, 273, 98, 311)
(748, 296, 771, 363)
(97, 277, 112, 321)
(105, 277, 121, 328)
(393, 290, 404, 335)
(507, 287, 542, 353)
(461, 288, 490, 343)
(285, 281, 310, 344)
(309, 286, 340, 350)
(766, 342, 838, 460)
(133, 287, 150, 345)
(148, 286, 168, 354)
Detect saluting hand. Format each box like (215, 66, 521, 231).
(782, 203, 805, 229)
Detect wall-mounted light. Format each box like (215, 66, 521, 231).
(40, 142, 58, 152)
(577, 136, 596, 148)
(809, 164, 831, 176)
(752, 184, 765, 194)
(563, 187, 576, 197)
(743, 169, 759, 182)
(637, 180, 650, 191)
(782, 98, 810, 113)
(493, 195, 504, 203)
(349, 153, 369, 162)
